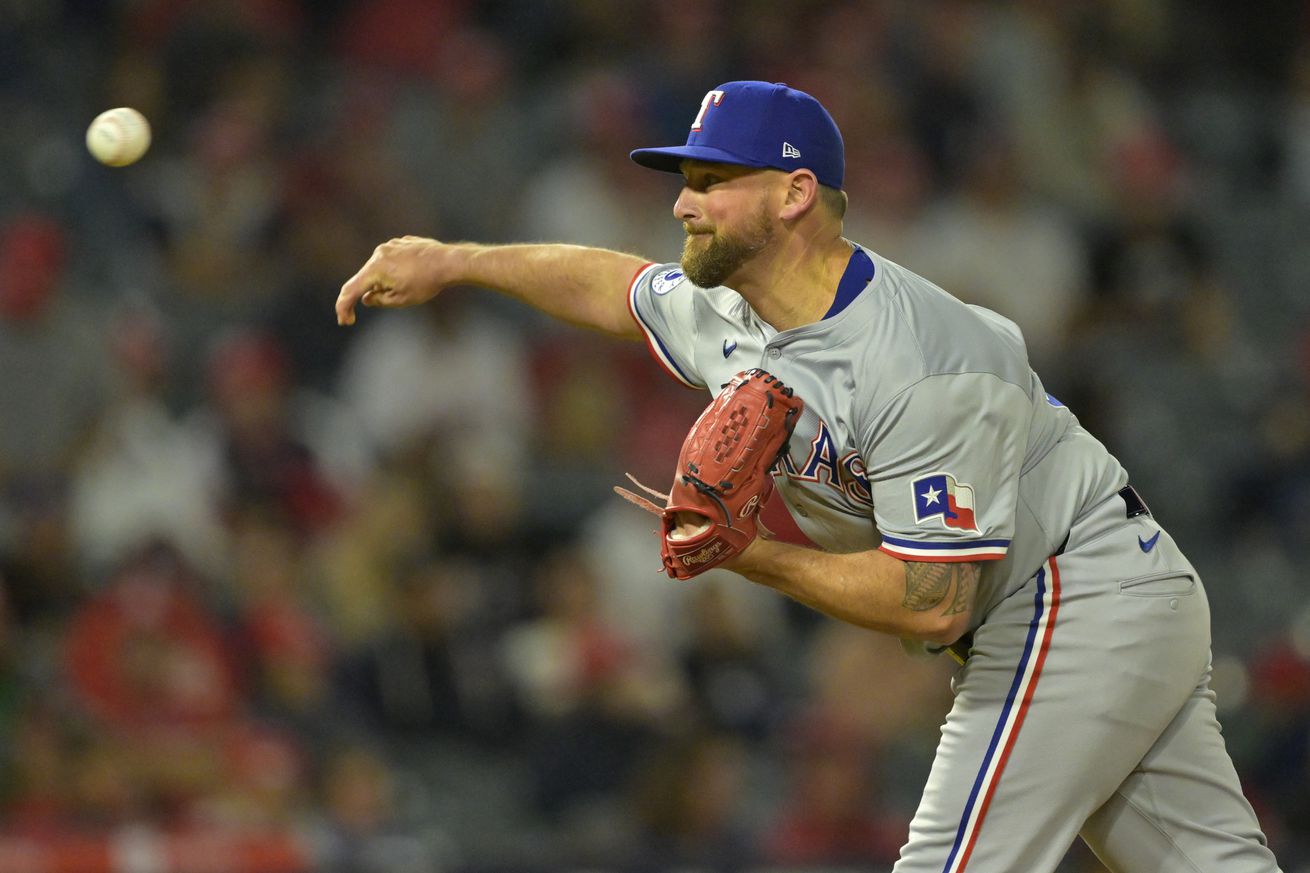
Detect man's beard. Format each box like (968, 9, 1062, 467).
(680, 206, 773, 288)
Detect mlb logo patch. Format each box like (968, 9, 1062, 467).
(912, 472, 979, 533)
(651, 269, 684, 295)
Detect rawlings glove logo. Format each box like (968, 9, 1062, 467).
(680, 541, 727, 566)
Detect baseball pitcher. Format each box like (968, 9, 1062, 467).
(337, 81, 1283, 873)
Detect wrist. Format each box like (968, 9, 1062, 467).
(722, 535, 780, 577)
(444, 241, 479, 275)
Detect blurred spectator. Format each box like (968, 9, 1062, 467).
(842, 132, 938, 271)
(1235, 636, 1310, 865)
(146, 49, 293, 327)
(972, 2, 1163, 220)
(199, 328, 348, 535)
(765, 716, 905, 867)
(334, 0, 468, 80)
(800, 623, 955, 820)
(71, 305, 229, 576)
(313, 466, 438, 648)
(1225, 324, 1310, 561)
(0, 213, 109, 487)
(386, 25, 537, 243)
(230, 510, 334, 734)
(528, 332, 629, 471)
(337, 555, 516, 740)
(897, 0, 992, 191)
(432, 431, 531, 570)
(59, 544, 250, 827)
(679, 579, 793, 740)
(307, 743, 444, 873)
(915, 126, 1091, 371)
(502, 544, 683, 818)
(516, 68, 686, 258)
(1082, 131, 1205, 319)
(624, 732, 756, 872)
(265, 172, 378, 395)
(1069, 274, 1273, 550)
(0, 477, 83, 630)
(632, 0, 735, 141)
(190, 721, 308, 828)
(336, 292, 531, 476)
(63, 543, 237, 731)
(525, 332, 706, 539)
(576, 491, 708, 660)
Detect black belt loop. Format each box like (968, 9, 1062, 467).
(1119, 485, 1151, 519)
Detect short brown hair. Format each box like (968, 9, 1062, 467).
(820, 185, 848, 219)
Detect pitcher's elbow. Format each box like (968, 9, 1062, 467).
(919, 610, 973, 647)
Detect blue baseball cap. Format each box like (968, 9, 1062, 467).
(630, 81, 845, 189)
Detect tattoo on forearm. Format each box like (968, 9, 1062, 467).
(902, 563, 952, 611)
(943, 563, 978, 615)
(903, 562, 979, 616)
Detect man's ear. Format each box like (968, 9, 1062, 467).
(779, 170, 820, 221)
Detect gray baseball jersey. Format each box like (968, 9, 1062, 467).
(627, 245, 1282, 872)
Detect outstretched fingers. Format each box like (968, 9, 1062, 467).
(337, 236, 444, 325)
(337, 263, 379, 326)
(336, 240, 404, 325)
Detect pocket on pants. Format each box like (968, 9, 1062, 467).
(1118, 571, 1196, 598)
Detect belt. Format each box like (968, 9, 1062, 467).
(944, 636, 972, 665)
(941, 484, 1151, 666)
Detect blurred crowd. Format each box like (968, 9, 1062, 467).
(0, 1, 1308, 871)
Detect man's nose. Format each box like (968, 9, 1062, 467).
(673, 188, 699, 223)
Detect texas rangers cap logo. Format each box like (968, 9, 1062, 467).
(912, 472, 979, 533)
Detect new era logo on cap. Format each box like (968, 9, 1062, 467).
(630, 81, 845, 189)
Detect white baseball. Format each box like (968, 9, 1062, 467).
(86, 107, 152, 167)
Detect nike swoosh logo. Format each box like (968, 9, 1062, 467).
(1138, 531, 1161, 553)
(722, 339, 737, 358)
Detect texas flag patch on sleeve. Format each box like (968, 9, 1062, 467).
(877, 470, 1009, 562)
(912, 472, 979, 533)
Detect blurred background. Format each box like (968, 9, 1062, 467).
(0, 0, 1307, 871)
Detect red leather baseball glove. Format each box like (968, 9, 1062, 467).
(616, 368, 804, 579)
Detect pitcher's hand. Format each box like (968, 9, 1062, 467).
(337, 236, 454, 326)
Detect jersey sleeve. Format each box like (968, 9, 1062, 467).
(863, 373, 1030, 563)
(626, 262, 706, 389)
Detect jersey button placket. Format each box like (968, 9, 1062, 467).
(767, 347, 781, 360)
